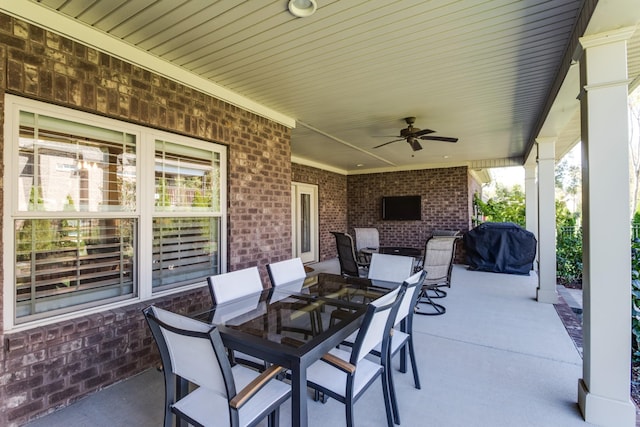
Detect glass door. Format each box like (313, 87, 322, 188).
(291, 182, 318, 263)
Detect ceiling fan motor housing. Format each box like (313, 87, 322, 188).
(400, 126, 417, 137)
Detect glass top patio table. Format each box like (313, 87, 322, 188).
(192, 273, 400, 427)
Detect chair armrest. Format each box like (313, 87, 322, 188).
(229, 365, 285, 409)
(321, 353, 356, 374)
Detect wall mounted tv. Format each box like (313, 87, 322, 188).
(381, 195, 422, 220)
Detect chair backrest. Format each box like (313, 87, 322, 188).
(331, 232, 361, 277)
(354, 227, 380, 252)
(422, 236, 459, 286)
(350, 285, 405, 364)
(207, 266, 263, 304)
(210, 291, 264, 325)
(393, 270, 426, 327)
(267, 257, 306, 287)
(143, 306, 236, 408)
(367, 253, 414, 283)
(431, 229, 461, 237)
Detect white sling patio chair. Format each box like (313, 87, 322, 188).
(305, 285, 405, 427)
(143, 306, 291, 427)
(207, 267, 267, 369)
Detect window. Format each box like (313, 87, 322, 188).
(152, 141, 222, 289)
(4, 95, 227, 327)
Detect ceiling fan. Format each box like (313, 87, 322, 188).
(373, 117, 458, 151)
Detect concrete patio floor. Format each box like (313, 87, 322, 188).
(26, 261, 598, 427)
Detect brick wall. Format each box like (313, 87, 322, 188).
(292, 163, 348, 261)
(290, 164, 473, 262)
(0, 14, 291, 426)
(347, 167, 472, 250)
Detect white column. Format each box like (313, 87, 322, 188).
(536, 138, 558, 303)
(524, 158, 538, 271)
(577, 27, 636, 427)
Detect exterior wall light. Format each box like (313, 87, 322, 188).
(288, 0, 317, 18)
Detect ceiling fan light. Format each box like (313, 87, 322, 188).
(408, 137, 423, 151)
(288, 0, 317, 18)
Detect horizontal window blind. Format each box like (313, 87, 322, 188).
(15, 218, 136, 321)
(152, 217, 219, 288)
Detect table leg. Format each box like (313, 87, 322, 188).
(290, 361, 308, 427)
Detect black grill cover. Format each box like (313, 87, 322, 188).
(464, 222, 537, 275)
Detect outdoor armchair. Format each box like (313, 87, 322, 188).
(207, 267, 267, 369)
(267, 257, 321, 338)
(305, 284, 406, 427)
(414, 235, 460, 315)
(331, 232, 369, 277)
(143, 306, 291, 427)
(266, 257, 306, 286)
(368, 253, 415, 283)
(207, 266, 264, 305)
(340, 270, 425, 424)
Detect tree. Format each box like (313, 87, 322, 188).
(473, 184, 525, 226)
(629, 89, 640, 218)
(555, 152, 581, 214)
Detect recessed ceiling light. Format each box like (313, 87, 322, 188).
(356, 163, 364, 167)
(443, 155, 450, 159)
(288, 0, 317, 18)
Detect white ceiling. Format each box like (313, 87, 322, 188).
(7, 0, 640, 174)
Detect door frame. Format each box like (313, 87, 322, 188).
(291, 182, 319, 263)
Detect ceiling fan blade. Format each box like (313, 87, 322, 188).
(373, 138, 404, 149)
(411, 128, 435, 137)
(420, 135, 459, 143)
(408, 138, 423, 151)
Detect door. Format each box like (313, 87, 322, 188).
(291, 182, 318, 263)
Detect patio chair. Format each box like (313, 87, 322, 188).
(354, 227, 380, 264)
(207, 267, 267, 369)
(331, 231, 369, 277)
(267, 257, 321, 338)
(340, 270, 425, 424)
(207, 266, 264, 305)
(266, 257, 306, 286)
(354, 227, 380, 251)
(330, 252, 412, 327)
(414, 235, 460, 316)
(143, 306, 291, 427)
(305, 284, 406, 427)
(367, 253, 415, 284)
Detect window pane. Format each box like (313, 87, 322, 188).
(155, 140, 220, 212)
(152, 217, 220, 289)
(301, 193, 311, 252)
(15, 218, 136, 321)
(19, 113, 136, 212)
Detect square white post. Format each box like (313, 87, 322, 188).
(577, 27, 636, 427)
(536, 138, 558, 303)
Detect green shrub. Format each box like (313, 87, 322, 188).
(556, 227, 582, 285)
(632, 238, 640, 361)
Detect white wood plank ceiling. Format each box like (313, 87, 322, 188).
(20, 1, 640, 173)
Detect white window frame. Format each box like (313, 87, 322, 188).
(3, 95, 227, 331)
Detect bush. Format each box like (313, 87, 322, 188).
(556, 227, 582, 285)
(632, 238, 640, 361)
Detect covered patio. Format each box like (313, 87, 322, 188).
(25, 263, 592, 427)
(0, 1, 639, 426)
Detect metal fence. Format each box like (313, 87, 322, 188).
(558, 225, 640, 240)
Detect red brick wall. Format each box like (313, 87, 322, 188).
(292, 164, 348, 261)
(347, 167, 472, 250)
(0, 14, 291, 426)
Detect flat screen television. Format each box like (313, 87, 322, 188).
(381, 195, 422, 220)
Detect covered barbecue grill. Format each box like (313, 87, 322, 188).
(463, 222, 537, 275)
